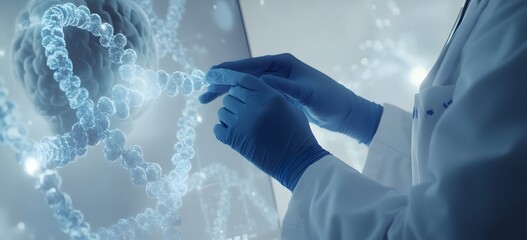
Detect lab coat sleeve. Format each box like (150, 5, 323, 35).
(361, 103, 413, 193)
(281, 1, 527, 239)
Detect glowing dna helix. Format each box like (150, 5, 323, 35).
(1, 2, 209, 239)
(131, 0, 191, 68)
(188, 165, 279, 240)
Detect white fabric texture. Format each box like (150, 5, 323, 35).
(362, 104, 412, 193)
(282, 0, 527, 239)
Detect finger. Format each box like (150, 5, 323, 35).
(213, 123, 229, 144)
(211, 55, 279, 76)
(199, 92, 222, 104)
(207, 68, 268, 91)
(223, 95, 246, 114)
(228, 86, 251, 103)
(261, 75, 312, 104)
(205, 68, 236, 85)
(207, 84, 230, 93)
(199, 84, 231, 104)
(217, 107, 238, 128)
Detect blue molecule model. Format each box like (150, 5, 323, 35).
(12, 0, 159, 134)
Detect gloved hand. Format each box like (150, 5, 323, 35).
(207, 68, 330, 191)
(199, 53, 383, 145)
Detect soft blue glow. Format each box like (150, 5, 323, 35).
(1, 3, 205, 239)
(2, 2, 278, 239)
(132, 0, 191, 69)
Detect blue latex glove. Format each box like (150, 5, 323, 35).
(207, 68, 330, 191)
(200, 54, 383, 144)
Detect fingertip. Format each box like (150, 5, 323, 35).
(210, 64, 220, 69)
(199, 93, 216, 104)
(207, 84, 229, 93)
(205, 68, 223, 84)
(213, 123, 228, 144)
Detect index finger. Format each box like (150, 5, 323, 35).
(212, 55, 277, 76)
(207, 69, 267, 91)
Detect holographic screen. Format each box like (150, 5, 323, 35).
(0, 0, 280, 239)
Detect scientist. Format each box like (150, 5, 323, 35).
(200, 0, 527, 239)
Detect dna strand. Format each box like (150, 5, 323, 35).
(4, 3, 207, 239)
(3, 1, 280, 239)
(131, 0, 191, 69)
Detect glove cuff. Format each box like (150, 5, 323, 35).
(277, 145, 330, 191)
(345, 96, 384, 145)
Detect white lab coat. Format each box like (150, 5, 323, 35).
(282, 0, 527, 239)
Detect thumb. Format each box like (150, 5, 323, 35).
(261, 75, 312, 104)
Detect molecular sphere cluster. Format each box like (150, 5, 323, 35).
(2, 1, 280, 239)
(131, 0, 192, 69)
(3, 1, 212, 239)
(12, 0, 159, 134)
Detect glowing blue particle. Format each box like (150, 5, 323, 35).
(156, 201, 170, 216)
(111, 85, 131, 119)
(111, 84, 129, 101)
(76, 100, 95, 128)
(67, 88, 89, 109)
(112, 33, 127, 48)
(53, 4, 69, 22)
(146, 163, 162, 182)
(71, 123, 88, 149)
(190, 70, 206, 92)
(58, 134, 78, 166)
(41, 35, 58, 48)
(181, 76, 193, 96)
(156, 70, 170, 90)
(48, 51, 71, 71)
(75, 6, 90, 29)
(104, 129, 125, 161)
(146, 179, 168, 199)
(87, 115, 110, 146)
(114, 101, 130, 120)
(119, 64, 135, 82)
(68, 210, 85, 229)
(62, 3, 77, 25)
(132, 0, 190, 68)
(168, 169, 187, 183)
(176, 127, 196, 141)
(96, 97, 115, 117)
(54, 205, 76, 232)
(128, 89, 145, 108)
(122, 145, 144, 169)
(109, 47, 124, 64)
(45, 45, 64, 59)
(121, 49, 137, 65)
(97, 229, 116, 239)
(172, 157, 192, 172)
(98, 23, 114, 46)
(45, 188, 66, 206)
(50, 24, 65, 36)
(165, 73, 180, 97)
(131, 167, 148, 186)
(59, 75, 80, 92)
(161, 211, 182, 228)
(116, 218, 136, 239)
(87, 14, 102, 36)
(6, 123, 28, 141)
(130, 77, 147, 94)
(37, 171, 62, 191)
